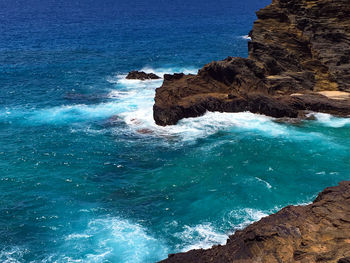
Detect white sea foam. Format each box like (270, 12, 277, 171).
(226, 208, 269, 230)
(58, 217, 168, 263)
(174, 223, 228, 251)
(109, 71, 350, 143)
(116, 76, 164, 87)
(121, 107, 296, 141)
(240, 35, 251, 40)
(173, 208, 270, 252)
(105, 67, 319, 141)
(0, 246, 28, 263)
(255, 177, 272, 189)
(172, 202, 321, 253)
(139, 66, 198, 76)
(309, 112, 350, 128)
(112, 68, 349, 140)
(105, 69, 287, 139)
(4, 66, 349, 140)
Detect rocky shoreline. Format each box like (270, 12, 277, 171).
(153, 0, 350, 126)
(153, 0, 350, 261)
(160, 181, 350, 263)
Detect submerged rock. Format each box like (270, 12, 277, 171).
(153, 0, 350, 125)
(126, 71, 161, 80)
(160, 181, 350, 263)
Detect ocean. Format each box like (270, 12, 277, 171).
(1, 0, 350, 262)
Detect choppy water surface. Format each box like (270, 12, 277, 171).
(1, 0, 350, 262)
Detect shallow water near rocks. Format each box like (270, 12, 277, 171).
(1, 0, 350, 262)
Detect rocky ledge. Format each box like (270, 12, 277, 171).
(126, 71, 161, 80)
(160, 181, 350, 263)
(153, 0, 350, 125)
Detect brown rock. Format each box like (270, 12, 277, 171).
(126, 71, 161, 80)
(160, 181, 350, 263)
(153, 0, 350, 125)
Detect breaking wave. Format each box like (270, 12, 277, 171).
(174, 223, 228, 251)
(309, 112, 350, 128)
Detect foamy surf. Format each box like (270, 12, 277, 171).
(110, 70, 350, 143)
(308, 112, 350, 128)
(172, 208, 270, 252)
(174, 223, 228, 252)
(57, 217, 168, 263)
(121, 107, 330, 143)
(139, 66, 198, 76)
(0, 246, 28, 263)
(105, 68, 288, 139)
(109, 69, 350, 142)
(2, 66, 349, 141)
(226, 208, 269, 230)
(105, 67, 332, 141)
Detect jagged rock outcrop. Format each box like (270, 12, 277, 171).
(160, 181, 350, 263)
(126, 71, 161, 80)
(153, 0, 350, 125)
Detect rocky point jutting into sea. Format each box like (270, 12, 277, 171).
(153, 0, 350, 126)
(153, 0, 350, 262)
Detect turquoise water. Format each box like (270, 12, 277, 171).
(1, 0, 350, 262)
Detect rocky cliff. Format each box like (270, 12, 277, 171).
(160, 181, 350, 263)
(153, 0, 350, 125)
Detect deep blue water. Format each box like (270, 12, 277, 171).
(1, 0, 350, 262)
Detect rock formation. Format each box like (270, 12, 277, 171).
(160, 181, 350, 263)
(153, 0, 350, 125)
(126, 71, 161, 80)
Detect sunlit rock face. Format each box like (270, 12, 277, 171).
(153, 0, 350, 126)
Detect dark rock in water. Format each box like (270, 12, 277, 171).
(159, 181, 350, 263)
(107, 115, 122, 123)
(103, 115, 125, 127)
(126, 71, 161, 80)
(153, 0, 350, 125)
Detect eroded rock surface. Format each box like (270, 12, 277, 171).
(154, 0, 350, 125)
(160, 181, 350, 263)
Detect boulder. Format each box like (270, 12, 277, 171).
(126, 71, 161, 80)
